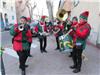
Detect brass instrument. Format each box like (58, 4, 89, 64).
(56, 0, 72, 21)
(18, 24, 24, 31)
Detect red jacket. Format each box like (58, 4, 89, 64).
(34, 21, 47, 33)
(54, 24, 64, 37)
(76, 22, 91, 39)
(10, 24, 32, 51)
(70, 22, 91, 43)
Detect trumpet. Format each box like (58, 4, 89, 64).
(18, 24, 24, 31)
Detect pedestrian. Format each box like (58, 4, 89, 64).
(34, 16, 48, 53)
(53, 20, 64, 50)
(10, 16, 32, 75)
(69, 16, 78, 57)
(69, 11, 91, 73)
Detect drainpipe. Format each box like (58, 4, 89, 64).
(96, 13, 100, 48)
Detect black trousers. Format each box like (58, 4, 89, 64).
(17, 50, 28, 70)
(39, 35, 47, 51)
(28, 43, 31, 55)
(56, 36, 60, 49)
(72, 46, 83, 70)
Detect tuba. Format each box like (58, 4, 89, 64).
(56, 0, 72, 21)
(18, 24, 24, 31)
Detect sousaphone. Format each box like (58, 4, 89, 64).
(56, 0, 79, 21)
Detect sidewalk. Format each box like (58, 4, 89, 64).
(1, 36, 100, 75)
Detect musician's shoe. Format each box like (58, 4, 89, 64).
(28, 54, 33, 57)
(21, 69, 26, 75)
(69, 52, 73, 57)
(19, 65, 28, 69)
(55, 48, 60, 50)
(73, 69, 81, 73)
(68, 54, 72, 57)
(70, 65, 76, 69)
(25, 65, 29, 68)
(40, 50, 44, 53)
(43, 50, 48, 53)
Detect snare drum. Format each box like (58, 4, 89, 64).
(59, 35, 73, 53)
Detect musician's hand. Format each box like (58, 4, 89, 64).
(72, 42, 76, 48)
(14, 27, 20, 32)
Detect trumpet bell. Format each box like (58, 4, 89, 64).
(18, 25, 24, 31)
(56, 0, 72, 21)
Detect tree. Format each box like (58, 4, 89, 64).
(25, 0, 37, 20)
(19, 0, 37, 20)
(46, 0, 54, 21)
(58, 0, 79, 19)
(16, 0, 37, 22)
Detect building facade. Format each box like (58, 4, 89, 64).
(0, 0, 17, 31)
(15, 0, 30, 22)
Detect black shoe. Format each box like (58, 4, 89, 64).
(55, 48, 60, 50)
(40, 50, 43, 53)
(73, 69, 81, 73)
(43, 50, 47, 53)
(21, 69, 26, 75)
(28, 54, 33, 57)
(25, 65, 28, 68)
(70, 65, 76, 69)
(68, 54, 72, 57)
(19, 65, 28, 69)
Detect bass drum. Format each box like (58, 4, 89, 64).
(59, 34, 73, 53)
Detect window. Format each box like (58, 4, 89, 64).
(3, 2, 6, 8)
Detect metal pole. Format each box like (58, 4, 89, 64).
(1, 54, 6, 75)
(96, 13, 100, 48)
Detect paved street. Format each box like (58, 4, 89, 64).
(1, 31, 100, 75)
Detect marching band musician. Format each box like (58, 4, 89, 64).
(69, 11, 91, 73)
(69, 16, 78, 57)
(63, 17, 72, 35)
(10, 16, 32, 75)
(53, 20, 64, 50)
(34, 16, 48, 53)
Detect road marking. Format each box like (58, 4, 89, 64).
(4, 48, 18, 59)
